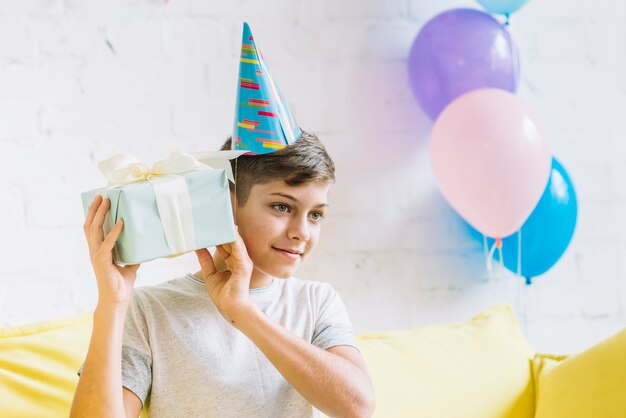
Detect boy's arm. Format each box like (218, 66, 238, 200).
(232, 304, 375, 418)
(195, 230, 375, 418)
(71, 307, 141, 418)
(71, 196, 142, 418)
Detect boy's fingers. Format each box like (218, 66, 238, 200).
(83, 195, 102, 237)
(230, 231, 249, 264)
(215, 244, 230, 261)
(218, 245, 241, 273)
(195, 248, 217, 276)
(101, 219, 123, 253)
(122, 263, 141, 275)
(229, 242, 243, 266)
(89, 197, 110, 248)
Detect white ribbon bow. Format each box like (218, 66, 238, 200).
(98, 151, 210, 187)
(97, 151, 229, 258)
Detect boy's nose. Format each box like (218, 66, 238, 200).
(288, 217, 310, 242)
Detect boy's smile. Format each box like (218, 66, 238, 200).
(234, 179, 331, 289)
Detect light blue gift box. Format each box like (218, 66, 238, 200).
(81, 169, 236, 265)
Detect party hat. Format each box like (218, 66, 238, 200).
(232, 22, 301, 154)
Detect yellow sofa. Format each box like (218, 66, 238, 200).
(1, 304, 625, 418)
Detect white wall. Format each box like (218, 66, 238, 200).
(0, 0, 624, 355)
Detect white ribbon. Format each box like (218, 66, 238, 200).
(149, 175, 196, 255)
(98, 151, 212, 256)
(189, 150, 246, 183)
(98, 151, 210, 187)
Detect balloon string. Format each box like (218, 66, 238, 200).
(515, 228, 534, 285)
(486, 237, 502, 271)
(511, 264, 530, 338)
(517, 228, 522, 276)
(505, 13, 510, 26)
(513, 228, 529, 337)
(483, 234, 492, 281)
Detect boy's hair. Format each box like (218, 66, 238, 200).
(220, 130, 335, 206)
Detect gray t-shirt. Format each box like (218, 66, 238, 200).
(79, 274, 358, 417)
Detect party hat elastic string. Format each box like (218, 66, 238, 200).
(233, 157, 238, 220)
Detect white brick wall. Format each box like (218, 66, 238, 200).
(0, 0, 624, 355)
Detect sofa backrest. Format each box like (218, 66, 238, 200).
(0, 304, 535, 418)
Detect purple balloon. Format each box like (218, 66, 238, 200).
(408, 8, 519, 120)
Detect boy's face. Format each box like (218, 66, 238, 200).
(233, 179, 331, 280)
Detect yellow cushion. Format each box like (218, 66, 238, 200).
(354, 304, 535, 418)
(0, 312, 93, 418)
(531, 353, 568, 402)
(534, 327, 626, 418)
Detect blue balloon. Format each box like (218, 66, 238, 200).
(469, 157, 577, 280)
(476, 0, 530, 15)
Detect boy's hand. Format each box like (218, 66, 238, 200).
(195, 227, 254, 324)
(84, 195, 140, 311)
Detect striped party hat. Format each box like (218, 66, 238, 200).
(232, 22, 301, 154)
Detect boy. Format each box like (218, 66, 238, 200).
(71, 23, 375, 418)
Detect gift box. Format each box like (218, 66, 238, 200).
(80, 151, 242, 265)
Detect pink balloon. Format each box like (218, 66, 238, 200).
(430, 88, 551, 238)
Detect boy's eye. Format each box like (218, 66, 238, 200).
(309, 211, 325, 222)
(272, 203, 290, 213)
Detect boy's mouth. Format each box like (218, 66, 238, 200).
(272, 247, 303, 260)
